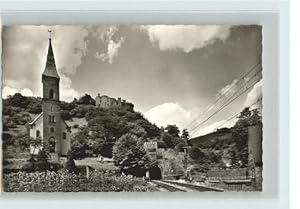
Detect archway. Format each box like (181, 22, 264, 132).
(149, 165, 162, 180)
(49, 137, 56, 153)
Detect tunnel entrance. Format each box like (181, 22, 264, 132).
(149, 166, 162, 180)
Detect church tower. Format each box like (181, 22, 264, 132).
(42, 33, 62, 155)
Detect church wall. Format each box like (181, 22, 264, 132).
(29, 115, 43, 155)
(60, 122, 71, 156)
(42, 99, 62, 155)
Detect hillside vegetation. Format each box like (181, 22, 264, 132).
(2, 93, 186, 158)
(2, 92, 261, 173)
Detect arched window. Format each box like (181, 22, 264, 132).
(49, 89, 54, 99)
(63, 132, 66, 140)
(50, 127, 55, 133)
(36, 130, 40, 138)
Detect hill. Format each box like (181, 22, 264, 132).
(2, 93, 184, 160)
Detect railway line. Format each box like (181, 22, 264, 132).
(152, 180, 223, 192)
(151, 180, 187, 192)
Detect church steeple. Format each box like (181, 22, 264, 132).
(42, 30, 60, 101)
(42, 31, 60, 79)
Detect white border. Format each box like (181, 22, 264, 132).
(0, 1, 289, 209)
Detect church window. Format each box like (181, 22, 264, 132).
(53, 116, 56, 123)
(36, 130, 40, 138)
(49, 115, 52, 123)
(50, 127, 55, 133)
(51, 106, 53, 111)
(63, 132, 66, 140)
(49, 89, 55, 99)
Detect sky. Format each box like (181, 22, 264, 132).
(1, 25, 262, 137)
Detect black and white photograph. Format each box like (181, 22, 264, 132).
(1, 25, 262, 192)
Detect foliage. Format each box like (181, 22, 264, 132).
(78, 93, 95, 105)
(34, 149, 51, 171)
(3, 171, 155, 192)
(113, 133, 151, 176)
(70, 105, 95, 118)
(16, 135, 32, 151)
(69, 107, 162, 159)
(189, 147, 204, 160)
(165, 125, 180, 137)
(181, 129, 189, 142)
(65, 154, 78, 173)
(161, 132, 175, 148)
(29, 136, 43, 154)
(230, 108, 262, 166)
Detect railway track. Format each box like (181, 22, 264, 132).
(152, 180, 223, 192)
(162, 180, 223, 192)
(151, 180, 187, 192)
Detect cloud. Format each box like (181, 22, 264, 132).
(2, 86, 34, 98)
(2, 26, 88, 97)
(244, 79, 262, 109)
(2, 86, 18, 98)
(52, 26, 89, 75)
(216, 79, 239, 99)
(94, 26, 124, 64)
(144, 102, 202, 131)
(2, 75, 79, 102)
(20, 88, 34, 97)
(142, 25, 231, 53)
(60, 73, 80, 102)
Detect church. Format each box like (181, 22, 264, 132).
(28, 34, 71, 157)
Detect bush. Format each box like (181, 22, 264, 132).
(65, 154, 78, 173)
(34, 149, 51, 171)
(3, 171, 155, 192)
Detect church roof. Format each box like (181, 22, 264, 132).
(29, 112, 43, 125)
(28, 112, 71, 132)
(42, 38, 60, 79)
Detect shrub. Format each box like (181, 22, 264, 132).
(65, 154, 78, 173)
(3, 171, 155, 192)
(34, 149, 51, 171)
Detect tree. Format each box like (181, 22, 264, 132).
(78, 93, 95, 105)
(161, 132, 175, 148)
(165, 125, 180, 138)
(6, 93, 30, 108)
(34, 149, 51, 171)
(65, 152, 78, 173)
(16, 135, 32, 151)
(29, 136, 43, 154)
(113, 133, 150, 177)
(231, 108, 262, 166)
(181, 129, 190, 142)
(189, 147, 204, 160)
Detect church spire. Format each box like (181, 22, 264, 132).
(42, 30, 60, 79)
